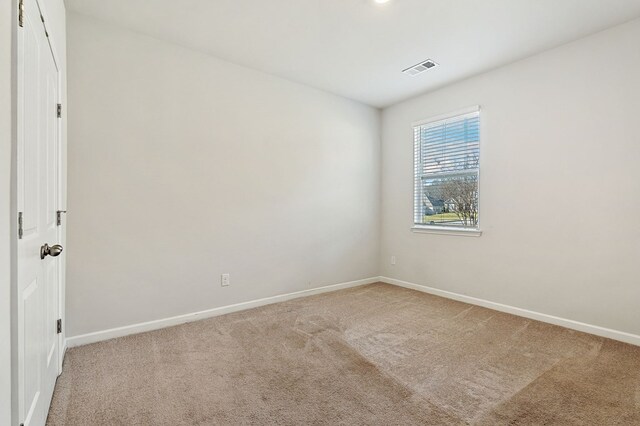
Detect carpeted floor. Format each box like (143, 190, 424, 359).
(47, 283, 640, 425)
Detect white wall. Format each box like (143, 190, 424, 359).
(66, 13, 381, 337)
(381, 18, 640, 336)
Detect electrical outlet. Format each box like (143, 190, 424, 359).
(221, 273, 230, 287)
(391, 256, 396, 265)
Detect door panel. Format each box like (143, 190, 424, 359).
(17, 0, 40, 241)
(17, 2, 45, 425)
(41, 10, 60, 407)
(45, 261, 57, 366)
(21, 278, 42, 426)
(17, 0, 62, 424)
(45, 67, 58, 231)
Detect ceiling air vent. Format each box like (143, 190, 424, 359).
(402, 59, 438, 76)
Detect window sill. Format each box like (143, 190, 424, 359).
(411, 226, 482, 237)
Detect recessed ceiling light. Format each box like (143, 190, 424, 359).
(374, 0, 391, 4)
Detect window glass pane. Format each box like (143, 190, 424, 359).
(414, 110, 480, 229)
(420, 172, 479, 228)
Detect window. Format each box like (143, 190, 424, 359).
(413, 107, 480, 231)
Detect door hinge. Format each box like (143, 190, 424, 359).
(56, 210, 67, 226)
(57, 319, 62, 334)
(18, 212, 23, 239)
(57, 103, 62, 118)
(18, 0, 24, 28)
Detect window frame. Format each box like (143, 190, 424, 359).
(411, 106, 482, 237)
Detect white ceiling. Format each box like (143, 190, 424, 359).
(65, 0, 640, 108)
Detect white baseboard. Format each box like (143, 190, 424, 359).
(66, 277, 378, 348)
(66, 275, 640, 349)
(380, 276, 640, 347)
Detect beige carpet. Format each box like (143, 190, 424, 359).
(47, 283, 640, 425)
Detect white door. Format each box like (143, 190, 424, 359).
(17, 0, 63, 424)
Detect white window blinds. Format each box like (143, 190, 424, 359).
(414, 108, 480, 229)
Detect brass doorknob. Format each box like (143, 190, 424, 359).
(40, 243, 63, 260)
